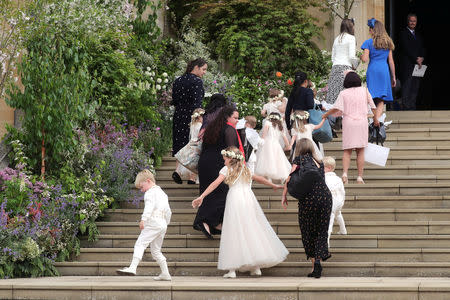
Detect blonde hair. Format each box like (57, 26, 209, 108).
(323, 156, 336, 171)
(294, 138, 322, 163)
(245, 115, 257, 128)
(372, 21, 395, 50)
(221, 146, 251, 185)
(135, 169, 155, 188)
(291, 110, 309, 133)
(191, 108, 205, 126)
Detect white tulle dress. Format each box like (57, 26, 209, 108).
(291, 124, 323, 160)
(217, 166, 289, 271)
(254, 122, 291, 181)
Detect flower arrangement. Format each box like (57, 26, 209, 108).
(221, 149, 245, 161)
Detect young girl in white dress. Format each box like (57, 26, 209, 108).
(261, 89, 290, 147)
(289, 110, 325, 161)
(176, 108, 204, 184)
(254, 112, 291, 182)
(192, 146, 289, 278)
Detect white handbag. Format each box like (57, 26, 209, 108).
(364, 143, 390, 167)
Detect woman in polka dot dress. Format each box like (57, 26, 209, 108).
(171, 58, 207, 184)
(282, 138, 332, 278)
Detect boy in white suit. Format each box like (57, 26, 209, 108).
(323, 157, 347, 247)
(116, 169, 172, 280)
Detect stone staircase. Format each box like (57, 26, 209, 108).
(5, 111, 450, 299)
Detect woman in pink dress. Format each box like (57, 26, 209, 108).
(322, 71, 377, 184)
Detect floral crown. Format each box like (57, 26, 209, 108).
(268, 114, 281, 121)
(221, 149, 245, 161)
(290, 111, 309, 121)
(192, 110, 205, 118)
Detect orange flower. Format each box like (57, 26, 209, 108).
(287, 79, 293, 86)
(276, 71, 282, 77)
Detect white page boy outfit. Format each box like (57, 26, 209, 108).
(325, 172, 347, 246)
(117, 185, 172, 280)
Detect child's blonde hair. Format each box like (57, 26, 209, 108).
(294, 138, 322, 163)
(191, 108, 205, 126)
(245, 115, 257, 128)
(135, 169, 155, 188)
(291, 110, 310, 133)
(323, 156, 336, 171)
(221, 146, 251, 185)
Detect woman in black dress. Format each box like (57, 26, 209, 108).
(171, 58, 208, 184)
(284, 71, 315, 130)
(194, 105, 240, 239)
(282, 138, 332, 278)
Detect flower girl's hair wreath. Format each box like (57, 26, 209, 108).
(291, 111, 309, 121)
(268, 114, 281, 121)
(191, 108, 205, 124)
(221, 149, 245, 161)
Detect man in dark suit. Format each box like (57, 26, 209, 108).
(398, 13, 425, 110)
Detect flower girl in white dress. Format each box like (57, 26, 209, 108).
(192, 146, 289, 278)
(254, 112, 292, 182)
(289, 110, 325, 161)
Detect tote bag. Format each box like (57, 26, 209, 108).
(308, 105, 333, 143)
(364, 143, 390, 167)
(174, 141, 202, 174)
(287, 157, 322, 200)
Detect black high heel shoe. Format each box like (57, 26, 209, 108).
(194, 223, 213, 240)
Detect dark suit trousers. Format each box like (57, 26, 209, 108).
(402, 75, 421, 110)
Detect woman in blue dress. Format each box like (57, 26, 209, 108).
(361, 18, 396, 126)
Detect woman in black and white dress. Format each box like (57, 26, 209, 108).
(325, 19, 357, 105)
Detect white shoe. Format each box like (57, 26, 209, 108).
(223, 270, 236, 278)
(116, 267, 136, 276)
(153, 273, 172, 281)
(338, 230, 347, 235)
(250, 268, 261, 276)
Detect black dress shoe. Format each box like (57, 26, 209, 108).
(310, 261, 322, 278)
(187, 180, 196, 185)
(172, 172, 182, 184)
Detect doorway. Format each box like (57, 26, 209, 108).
(385, 0, 450, 110)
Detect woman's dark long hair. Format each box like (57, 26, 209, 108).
(203, 105, 237, 145)
(291, 71, 308, 97)
(185, 58, 207, 74)
(205, 93, 227, 114)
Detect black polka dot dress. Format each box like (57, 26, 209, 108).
(171, 73, 204, 156)
(293, 154, 332, 261)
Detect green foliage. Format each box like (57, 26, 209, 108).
(6, 33, 94, 175)
(199, 0, 328, 78)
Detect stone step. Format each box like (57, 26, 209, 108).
(385, 118, 450, 128)
(160, 153, 450, 168)
(96, 221, 450, 236)
(147, 183, 450, 197)
(54, 261, 450, 277)
(153, 174, 450, 185)
(322, 145, 450, 156)
(3, 276, 450, 300)
(333, 127, 450, 138)
(102, 208, 450, 222)
(119, 195, 450, 210)
(385, 110, 450, 119)
(157, 164, 450, 177)
(76, 247, 450, 263)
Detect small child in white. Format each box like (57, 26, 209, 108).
(323, 156, 347, 247)
(116, 169, 172, 280)
(243, 115, 264, 174)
